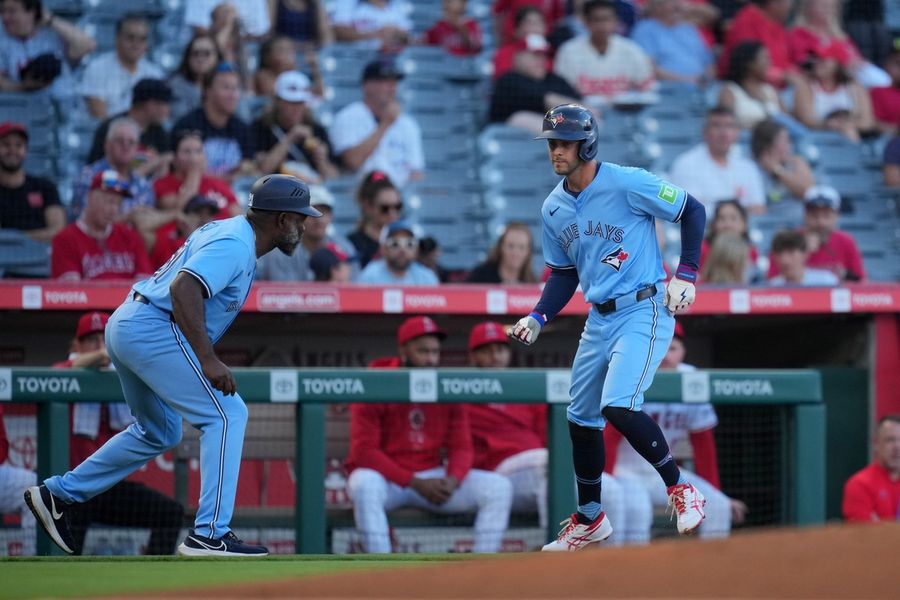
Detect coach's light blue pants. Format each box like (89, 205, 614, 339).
(45, 298, 247, 540)
(568, 286, 675, 429)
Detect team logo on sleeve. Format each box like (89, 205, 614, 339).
(657, 184, 678, 204)
(601, 246, 629, 271)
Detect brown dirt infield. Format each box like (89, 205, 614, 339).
(151, 524, 900, 599)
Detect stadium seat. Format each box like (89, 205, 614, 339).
(0, 231, 51, 279)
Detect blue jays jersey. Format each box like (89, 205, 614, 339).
(133, 216, 257, 343)
(541, 162, 687, 305)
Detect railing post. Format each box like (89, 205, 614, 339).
(793, 403, 826, 525)
(547, 404, 575, 542)
(36, 401, 69, 556)
(296, 403, 326, 553)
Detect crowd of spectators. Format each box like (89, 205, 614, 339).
(0, 0, 898, 286)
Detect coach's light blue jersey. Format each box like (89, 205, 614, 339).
(133, 216, 257, 343)
(541, 162, 686, 305)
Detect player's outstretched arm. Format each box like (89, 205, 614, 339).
(665, 194, 706, 313)
(509, 267, 579, 345)
(170, 272, 237, 395)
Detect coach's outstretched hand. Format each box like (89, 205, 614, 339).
(202, 356, 237, 396)
(509, 313, 545, 346)
(665, 277, 696, 313)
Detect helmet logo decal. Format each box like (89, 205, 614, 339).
(549, 113, 566, 127)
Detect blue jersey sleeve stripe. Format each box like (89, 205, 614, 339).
(179, 268, 213, 298)
(546, 262, 576, 270)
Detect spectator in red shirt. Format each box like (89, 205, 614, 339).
(720, 0, 796, 87)
(870, 49, 900, 135)
(492, 6, 552, 80)
(154, 129, 241, 222)
(51, 170, 153, 281)
(0, 403, 36, 555)
(843, 415, 900, 522)
(346, 316, 513, 553)
(767, 184, 866, 282)
(149, 194, 220, 269)
(424, 0, 483, 56)
(493, 0, 565, 44)
(52, 311, 185, 554)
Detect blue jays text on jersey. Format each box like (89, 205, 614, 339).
(541, 162, 687, 304)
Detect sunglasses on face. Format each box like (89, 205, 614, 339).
(385, 238, 416, 250)
(378, 203, 403, 214)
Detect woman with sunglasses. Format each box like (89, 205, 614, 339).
(347, 171, 403, 268)
(168, 34, 223, 121)
(466, 222, 538, 284)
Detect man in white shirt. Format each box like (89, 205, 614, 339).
(331, 0, 412, 50)
(357, 221, 439, 285)
(185, 0, 271, 38)
(668, 106, 766, 215)
(329, 57, 424, 188)
(553, 0, 655, 103)
(768, 229, 840, 286)
(78, 15, 163, 119)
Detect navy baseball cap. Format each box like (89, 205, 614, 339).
(380, 220, 416, 243)
(362, 57, 404, 82)
(132, 78, 173, 104)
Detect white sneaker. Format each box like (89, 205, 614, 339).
(667, 482, 706, 534)
(541, 512, 613, 552)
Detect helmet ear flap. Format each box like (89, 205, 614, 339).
(578, 120, 600, 161)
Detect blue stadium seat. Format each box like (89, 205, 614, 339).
(0, 231, 51, 279)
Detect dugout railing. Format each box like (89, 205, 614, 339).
(0, 368, 824, 555)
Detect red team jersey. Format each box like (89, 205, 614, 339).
(51, 222, 152, 280)
(153, 174, 238, 220)
(424, 19, 482, 56)
(468, 404, 547, 471)
(842, 463, 900, 522)
(347, 403, 474, 487)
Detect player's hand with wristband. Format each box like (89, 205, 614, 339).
(509, 312, 546, 345)
(665, 265, 697, 313)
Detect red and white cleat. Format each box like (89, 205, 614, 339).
(668, 482, 706, 534)
(541, 512, 613, 552)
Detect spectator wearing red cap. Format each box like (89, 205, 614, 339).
(0, 401, 36, 555)
(51, 170, 153, 281)
(0, 121, 65, 242)
(423, 0, 482, 57)
(767, 185, 866, 282)
(51, 312, 184, 555)
(347, 316, 513, 553)
(605, 322, 748, 540)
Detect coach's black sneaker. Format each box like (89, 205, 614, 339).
(177, 530, 269, 557)
(24, 485, 77, 554)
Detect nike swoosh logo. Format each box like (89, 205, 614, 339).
(192, 537, 226, 551)
(549, 206, 560, 216)
(50, 494, 62, 520)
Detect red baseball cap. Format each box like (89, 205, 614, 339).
(90, 169, 132, 197)
(76, 311, 110, 339)
(0, 121, 27, 140)
(468, 321, 510, 351)
(397, 316, 447, 346)
(674, 321, 685, 340)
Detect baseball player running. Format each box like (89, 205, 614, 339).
(509, 104, 708, 551)
(25, 175, 322, 557)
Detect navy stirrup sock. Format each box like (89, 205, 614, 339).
(603, 407, 683, 488)
(568, 420, 605, 524)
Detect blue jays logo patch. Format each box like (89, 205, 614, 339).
(549, 113, 565, 127)
(601, 246, 629, 271)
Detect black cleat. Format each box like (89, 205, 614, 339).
(177, 530, 269, 557)
(24, 485, 77, 554)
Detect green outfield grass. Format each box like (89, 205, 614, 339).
(0, 554, 469, 599)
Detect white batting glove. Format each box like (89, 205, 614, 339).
(665, 277, 696, 313)
(508, 312, 546, 346)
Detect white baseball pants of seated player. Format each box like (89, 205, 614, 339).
(614, 467, 731, 539)
(347, 466, 513, 553)
(0, 463, 37, 555)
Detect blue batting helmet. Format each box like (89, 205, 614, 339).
(534, 103, 600, 162)
(247, 174, 322, 217)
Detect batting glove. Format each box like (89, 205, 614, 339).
(509, 312, 545, 346)
(665, 265, 698, 313)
